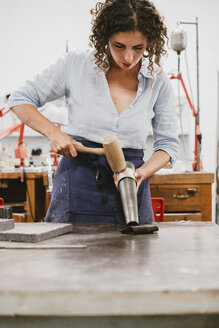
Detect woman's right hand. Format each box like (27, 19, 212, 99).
(11, 104, 82, 157)
(48, 129, 83, 157)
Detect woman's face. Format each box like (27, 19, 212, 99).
(108, 30, 147, 70)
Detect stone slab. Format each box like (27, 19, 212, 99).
(0, 222, 73, 242)
(0, 222, 219, 318)
(1, 314, 219, 328)
(0, 219, 14, 232)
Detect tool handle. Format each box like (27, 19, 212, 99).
(102, 135, 126, 172)
(74, 144, 105, 156)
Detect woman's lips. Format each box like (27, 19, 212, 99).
(122, 62, 131, 68)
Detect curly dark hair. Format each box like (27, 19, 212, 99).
(89, 0, 168, 76)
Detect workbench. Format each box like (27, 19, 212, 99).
(0, 171, 215, 222)
(0, 222, 219, 328)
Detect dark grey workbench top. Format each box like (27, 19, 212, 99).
(0, 222, 219, 317)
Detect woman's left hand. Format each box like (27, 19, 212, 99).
(113, 168, 146, 192)
(113, 151, 170, 192)
(134, 167, 147, 191)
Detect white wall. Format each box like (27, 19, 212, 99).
(1, 0, 218, 218)
(153, 0, 219, 220)
(0, 0, 97, 92)
(153, 0, 219, 175)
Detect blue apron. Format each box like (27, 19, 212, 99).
(45, 140, 154, 224)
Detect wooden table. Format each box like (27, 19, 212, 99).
(0, 171, 48, 222)
(0, 222, 218, 328)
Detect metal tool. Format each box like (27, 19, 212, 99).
(116, 161, 158, 235)
(0, 206, 13, 219)
(102, 136, 158, 235)
(117, 161, 139, 226)
(170, 19, 202, 171)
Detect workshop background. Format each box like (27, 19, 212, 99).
(0, 0, 219, 219)
(1, 3, 219, 325)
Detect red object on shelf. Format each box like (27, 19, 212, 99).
(14, 123, 27, 170)
(14, 147, 28, 160)
(151, 197, 164, 222)
(0, 108, 27, 178)
(49, 150, 59, 167)
(0, 198, 4, 206)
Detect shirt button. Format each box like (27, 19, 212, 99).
(112, 122, 117, 129)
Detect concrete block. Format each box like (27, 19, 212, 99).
(0, 223, 73, 243)
(0, 219, 15, 232)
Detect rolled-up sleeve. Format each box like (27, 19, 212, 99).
(152, 74, 179, 166)
(6, 53, 70, 110)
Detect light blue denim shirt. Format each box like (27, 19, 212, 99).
(7, 48, 179, 164)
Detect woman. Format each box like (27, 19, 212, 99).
(7, 0, 179, 224)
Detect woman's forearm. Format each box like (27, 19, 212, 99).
(11, 104, 81, 157)
(141, 150, 170, 178)
(135, 150, 170, 189)
(12, 104, 59, 139)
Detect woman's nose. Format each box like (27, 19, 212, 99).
(124, 50, 134, 63)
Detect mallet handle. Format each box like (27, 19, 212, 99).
(74, 144, 105, 156)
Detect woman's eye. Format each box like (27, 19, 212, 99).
(134, 47, 143, 50)
(113, 44, 144, 50)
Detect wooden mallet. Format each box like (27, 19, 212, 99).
(74, 135, 126, 172)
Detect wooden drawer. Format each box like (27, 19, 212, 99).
(149, 172, 214, 221)
(164, 213, 202, 221)
(150, 184, 201, 212)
